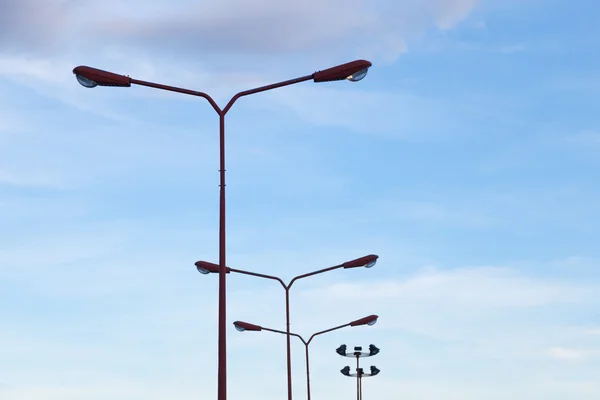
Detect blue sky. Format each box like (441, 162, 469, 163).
(1, 0, 599, 399)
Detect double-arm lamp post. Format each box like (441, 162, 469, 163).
(233, 315, 378, 400)
(73, 60, 372, 400)
(195, 255, 378, 400)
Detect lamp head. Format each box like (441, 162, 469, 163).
(195, 261, 231, 274)
(73, 66, 131, 88)
(370, 365, 380, 376)
(313, 59, 372, 83)
(336, 344, 347, 356)
(340, 366, 351, 376)
(343, 254, 378, 269)
(232, 321, 262, 332)
(350, 314, 379, 327)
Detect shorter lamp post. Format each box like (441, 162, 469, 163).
(196, 255, 378, 400)
(338, 344, 380, 400)
(234, 315, 378, 400)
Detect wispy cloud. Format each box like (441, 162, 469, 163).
(304, 264, 598, 309)
(0, 169, 66, 188)
(433, 0, 479, 30)
(548, 347, 600, 361)
(570, 131, 600, 146)
(0, 0, 481, 64)
(500, 43, 527, 54)
(0, 0, 74, 53)
(371, 200, 493, 227)
(264, 85, 475, 139)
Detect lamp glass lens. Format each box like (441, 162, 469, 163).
(76, 74, 98, 88)
(347, 68, 368, 82)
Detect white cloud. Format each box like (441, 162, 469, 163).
(306, 266, 597, 308)
(500, 43, 527, 54)
(570, 131, 600, 146)
(375, 200, 493, 227)
(0, 0, 481, 64)
(263, 84, 473, 139)
(474, 20, 487, 29)
(0, 0, 73, 52)
(0, 55, 72, 85)
(0, 170, 31, 186)
(281, 261, 600, 352)
(432, 0, 480, 30)
(0, 169, 68, 188)
(548, 347, 600, 361)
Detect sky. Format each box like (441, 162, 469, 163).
(0, 0, 599, 399)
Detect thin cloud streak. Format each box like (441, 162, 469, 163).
(0, 0, 481, 62)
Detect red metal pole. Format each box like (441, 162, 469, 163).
(305, 343, 311, 400)
(285, 288, 293, 400)
(218, 112, 227, 400)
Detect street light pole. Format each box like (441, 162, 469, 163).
(233, 315, 378, 400)
(357, 356, 360, 400)
(73, 60, 372, 400)
(338, 344, 380, 400)
(195, 255, 378, 399)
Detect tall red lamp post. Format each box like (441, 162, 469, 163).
(195, 255, 378, 399)
(233, 315, 378, 400)
(73, 60, 372, 400)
